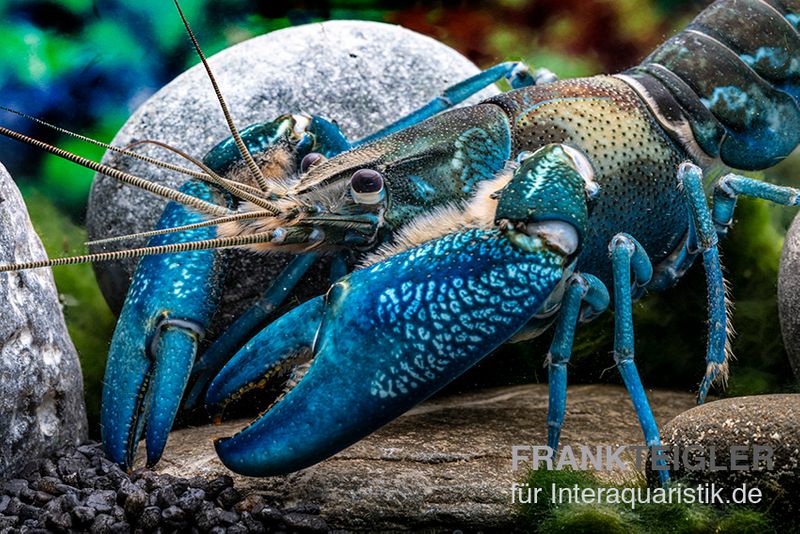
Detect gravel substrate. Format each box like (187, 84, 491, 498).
(0, 442, 328, 533)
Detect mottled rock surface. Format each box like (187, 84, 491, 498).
(86, 20, 498, 332)
(0, 162, 86, 478)
(660, 394, 800, 520)
(151, 384, 694, 530)
(779, 214, 800, 382)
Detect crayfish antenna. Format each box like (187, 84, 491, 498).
(0, 125, 229, 217)
(0, 232, 276, 273)
(123, 139, 280, 214)
(0, 106, 211, 182)
(86, 210, 275, 246)
(173, 0, 271, 193)
(0, 107, 284, 217)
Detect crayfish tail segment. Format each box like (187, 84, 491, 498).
(629, 0, 800, 170)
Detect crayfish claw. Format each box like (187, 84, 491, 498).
(208, 229, 568, 476)
(101, 180, 229, 469)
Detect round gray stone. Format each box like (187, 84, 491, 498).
(0, 162, 87, 478)
(658, 394, 800, 519)
(86, 20, 498, 332)
(779, 213, 800, 382)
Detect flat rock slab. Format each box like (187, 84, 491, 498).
(150, 384, 693, 530)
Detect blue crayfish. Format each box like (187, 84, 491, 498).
(0, 0, 798, 483)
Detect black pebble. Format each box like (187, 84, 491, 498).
(3, 479, 28, 497)
(138, 505, 162, 530)
(44, 511, 72, 532)
(155, 485, 179, 508)
(254, 505, 284, 525)
(0, 440, 328, 533)
(0, 515, 18, 528)
(72, 505, 97, 524)
(85, 489, 116, 513)
(161, 504, 187, 526)
(177, 486, 206, 512)
(61, 492, 81, 510)
(206, 475, 234, 500)
(216, 486, 241, 509)
(89, 512, 115, 533)
(241, 512, 267, 533)
(39, 458, 59, 478)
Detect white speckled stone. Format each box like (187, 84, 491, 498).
(86, 20, 498, 332)
(0, 162, 86, 477)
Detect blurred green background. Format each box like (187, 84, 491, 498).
(0, 0, 797, 431)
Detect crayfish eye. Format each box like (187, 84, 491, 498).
(300, 152, 325, 173)
(350, 169, 385, 205)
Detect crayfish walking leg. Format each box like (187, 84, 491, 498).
(678, 162, 800, 403)
(354, 60, 550, 146)
(545, 273, 609, 451)
(609, 233, 670, 485)
(677, 163, 729, 404)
